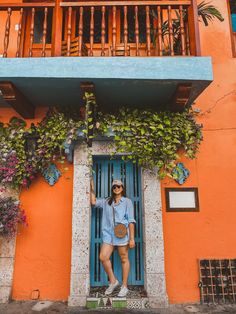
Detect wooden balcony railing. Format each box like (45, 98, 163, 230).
(0, 2, 55, 58)
(0, 0, 200, 58)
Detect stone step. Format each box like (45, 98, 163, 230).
(86, 297, 149, 309)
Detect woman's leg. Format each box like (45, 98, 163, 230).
(99, 243, 116, 283)
(117, 245, 130, 287)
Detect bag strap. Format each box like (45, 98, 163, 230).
(112, 198, 128, 226)
(112, 204, 116, 226)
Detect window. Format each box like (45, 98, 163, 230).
(199, 259, 236, 304)
(33, 9, 53, 44)
(230, 0, 236, 31)
(80, 9, 109, 44)
(229, 0, 236, 56)
(23, 0, 53, 44)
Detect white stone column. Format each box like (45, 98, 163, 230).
(0, 237, 16, 303)
(68, 142, 91, 306)
(0, 187, 18, 303)
(142, 169, 168, 308)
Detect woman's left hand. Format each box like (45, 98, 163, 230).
(129, 239, 135, 249)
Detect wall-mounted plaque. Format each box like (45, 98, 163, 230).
(165, 188, 199, 212)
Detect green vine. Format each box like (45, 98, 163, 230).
(83, 92, 97, 146)
(0, 117, 32, 190)
(0, 105, 202, 190)
(36, 110, 83, 170)
(0, 111, 83, 191)
(96, 108, 202, 178)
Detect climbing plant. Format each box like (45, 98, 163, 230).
(36, 110, 83, 170)
(0, 117, 36, 190)
(0, 104, 202, 189)
(0, 112, 84, 190)
(0, 196, 27, 238)
(96, 108, 202, 178)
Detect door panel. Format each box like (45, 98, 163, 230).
(90, 157, 144, 286)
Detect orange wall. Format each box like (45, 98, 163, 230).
(0, 108, 73, 300)
(162, 0, 236, 303)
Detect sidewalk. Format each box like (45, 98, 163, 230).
(0, 301, 236, 314)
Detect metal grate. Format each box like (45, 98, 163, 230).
(199, 259, 236, 304)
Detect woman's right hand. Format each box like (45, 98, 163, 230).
(90, 178, 96, 206)
(129, 239, 135, 249)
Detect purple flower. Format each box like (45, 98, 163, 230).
(22, 179, 28, 187)
(0, 197, 27, 238)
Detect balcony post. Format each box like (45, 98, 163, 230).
(52, 0, 62, 56)
(188, 0, 201, 56)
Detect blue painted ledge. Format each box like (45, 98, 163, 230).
(0, 57, 213, 108)
(0, 57, 213, 81)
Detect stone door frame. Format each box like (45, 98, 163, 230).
(68, 141, 168, 308)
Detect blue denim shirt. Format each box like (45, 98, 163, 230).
(95, 196, 136, 246)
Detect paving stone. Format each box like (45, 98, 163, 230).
(1, 301, 236, 314)
(184, 305, 200, 313)
(90, 285, 146, 298)
(31, 301, 53, 312)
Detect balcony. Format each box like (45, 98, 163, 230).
(0, 1, 213, 119)
(0, 0, 201, 58)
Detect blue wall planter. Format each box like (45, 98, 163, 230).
(42, 163, 61, 186)
(172, 162, 190, 185)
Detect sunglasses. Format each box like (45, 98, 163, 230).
(112, 185, 122, 190)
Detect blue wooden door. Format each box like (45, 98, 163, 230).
(90, 157, 144, 286)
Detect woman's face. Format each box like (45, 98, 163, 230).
(112, 184, 124, 196)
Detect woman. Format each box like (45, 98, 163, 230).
(90, 179, 135, 297)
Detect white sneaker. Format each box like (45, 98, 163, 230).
(104, 279, 119, 295)
(117, 285, 129, 297)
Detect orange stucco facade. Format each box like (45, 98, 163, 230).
(0, 108, 73, 300)
(0, 0, 235, 304)
(162, 0, 236, 302)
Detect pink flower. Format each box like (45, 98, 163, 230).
(22, 179, 28, 187)
(0, 197, 27, 238)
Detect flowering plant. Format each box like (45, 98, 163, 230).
(0, 152, 18, 184)
(0, 110, 85, 190)
(0, 118, 37, 190)
(0, 197, 27, 238)
(0, 105, 203, 188)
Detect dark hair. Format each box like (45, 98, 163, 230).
(107, 185, 126, 206)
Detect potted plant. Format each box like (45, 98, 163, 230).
(151, 0, 224, 55)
